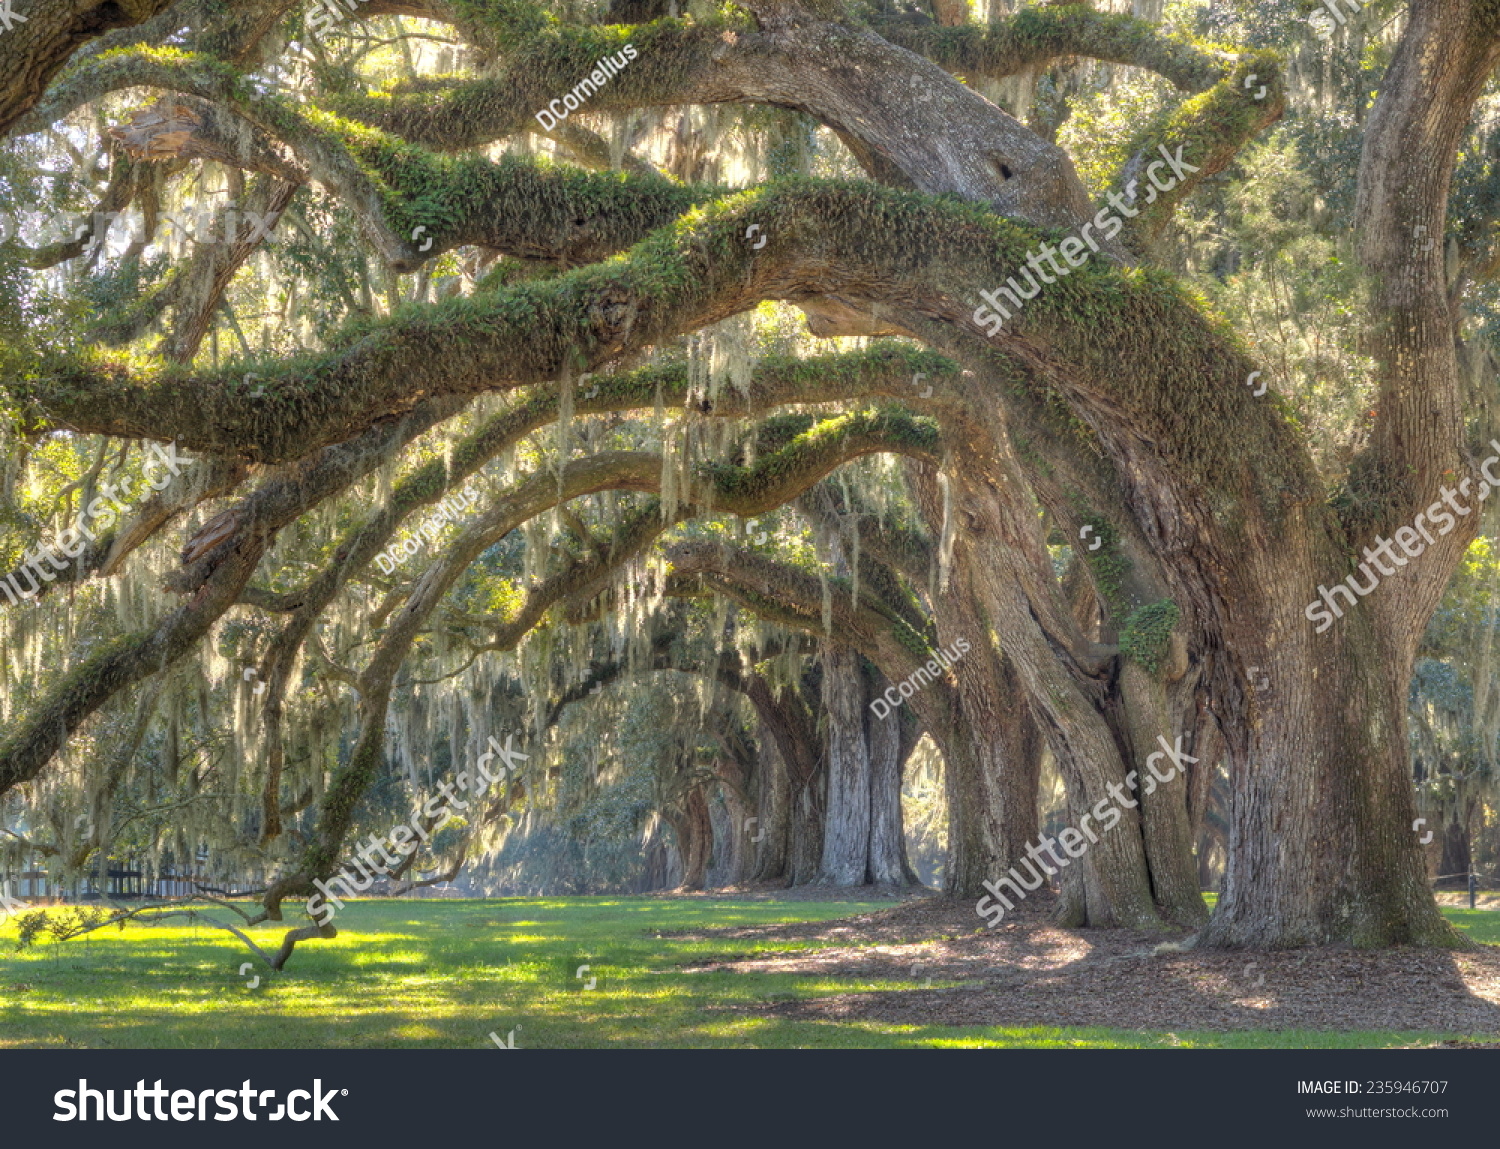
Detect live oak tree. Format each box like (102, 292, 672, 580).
(1408, 540, 1500, 885)
(1, 0, 1499, 960)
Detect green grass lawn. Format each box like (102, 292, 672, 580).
(0, 898, 1496, 1049)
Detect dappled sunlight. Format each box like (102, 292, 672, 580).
(2, 898, 1490, 1049)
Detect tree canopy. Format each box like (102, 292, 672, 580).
(3, 0, 1500, 966)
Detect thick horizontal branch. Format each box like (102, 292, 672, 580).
(1114, 52, 1285, 250)
(71, 0, 305, 78)
(869, 5, 1227, 91)
(326, 15, 1104, 235)
(663, 539, 948, 702)
(0, 0, 181, 137)
(19, 179, 1300, 516)
(268, 409, 937, 907)
(9, 48, 722, 275)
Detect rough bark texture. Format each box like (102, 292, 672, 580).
(675, 785, 713, 892)
(1200, 0, 1500, 949)
(864, 668, 913, 886)
(817, 642, 871, 885)
(0, 0, 182, 137)
(790, 785, 823, 886)
(751, 717, 794, 883)
(1115, 662, 1208, 926)
(712, 755, 756, 887)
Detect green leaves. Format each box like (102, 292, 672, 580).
(1119, 599, 1179, 673)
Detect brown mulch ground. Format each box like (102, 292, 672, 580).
(660, 893, 1500, 1035)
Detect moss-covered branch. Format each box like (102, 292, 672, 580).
(8, 178, 1256, 482)
(16, 171, 1313, 654)
(267, 408, 938, 910)
(82, 0, 305, 72)
(1112, 52, 1285, 250)
(258, 343, 950, 625)
(0, 0, 182, 137)
(663, 539, 945, 690)
(0, 397, 465, 798)
(869, 5, 1227, 91)
(329, 12, 1105, 235)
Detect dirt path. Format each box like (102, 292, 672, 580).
(665, 894, 1500, 1035)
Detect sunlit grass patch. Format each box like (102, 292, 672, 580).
(0, 897, 1491, 1049)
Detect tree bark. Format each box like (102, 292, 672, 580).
(1115, 661, 1208, 925)
(864, 667, 911, 885)
(712, 755, 755, 886)
(674, 785, 713, 892)
(1200, 0, 1500, 949)
(751, 717, 794, 884)
(790, 782, 823, 886)
(0, 0, 183, 137)
(817, 642, 872, 885)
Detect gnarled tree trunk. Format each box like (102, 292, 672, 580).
(671, 784, 714, 892)
(817, 641, 872, 885)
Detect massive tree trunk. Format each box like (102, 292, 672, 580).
(1113, 662, 1208, 926)
(896, 465, 1044, 897)
(940, 352, 1209, 926)
(914, 485, 1044, 897)
(929, 435, 1163, 928)
(712, 756, 756, 887)
(751, 717, 794, 884)
(732, 671, 823, 885)
(1200, 0, 1500, 949)
(790, 783, 824, 886)
(864, 668, 913, 886)
(1203, 615, 1457, 946)
(817, 641, 872, 885)
(801, 481, 1039, 896)
(642, 827, 673, 893)
(816, 650, 923, 887)
(672, 784, 714, 892)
